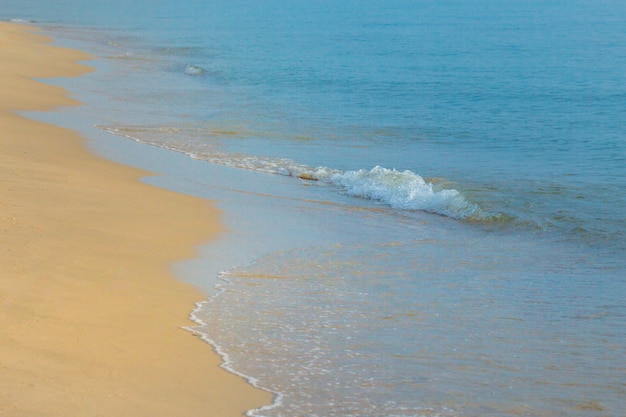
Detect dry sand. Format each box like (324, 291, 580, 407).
(0, 22, 272, 416)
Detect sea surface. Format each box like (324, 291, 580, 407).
(3, 1, 625, 416)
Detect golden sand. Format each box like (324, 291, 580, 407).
(0, 22, 271, 416)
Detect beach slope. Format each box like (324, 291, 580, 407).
(0, 22, 271, 417)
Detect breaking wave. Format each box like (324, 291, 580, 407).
(325, 167, 484, 219)
(184, 64, 204, 76)
(100, 125, 490, 220)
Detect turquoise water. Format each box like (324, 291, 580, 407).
(3, 1, 625, 416)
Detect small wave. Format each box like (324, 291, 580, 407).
(184, 64, 204, 76)
(99, 124, 491, 221)
(322, 167, 485, 220)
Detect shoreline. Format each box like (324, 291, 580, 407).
(0, 22, 271, 416)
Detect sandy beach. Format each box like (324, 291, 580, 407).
(0, 22, 271, 417)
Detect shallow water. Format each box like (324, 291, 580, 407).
(191, 213, 625, 417)
(3, 1, 625, 415)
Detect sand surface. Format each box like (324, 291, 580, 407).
(0, 22, 271, 416)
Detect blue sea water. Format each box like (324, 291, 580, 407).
(3, 1, 625, 416)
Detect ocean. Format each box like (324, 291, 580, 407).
(3, 1, 625, 416)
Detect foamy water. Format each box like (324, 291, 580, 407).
(191, 237, 625, 417)
(101, 125, 488, 220)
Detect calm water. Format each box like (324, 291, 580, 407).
(3, 1, 625, 416)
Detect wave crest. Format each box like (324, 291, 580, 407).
(319, 166, 484, 219)
(184, 64, 204, 76)
(100, 125, 489, 220)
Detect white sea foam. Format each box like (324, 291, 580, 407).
(323, 166, 484, 219)
(184, 274, 282, 417)
(184, 64, 204, 76)
(100, 125, 489, 220)
(187, 250, 470, 417)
